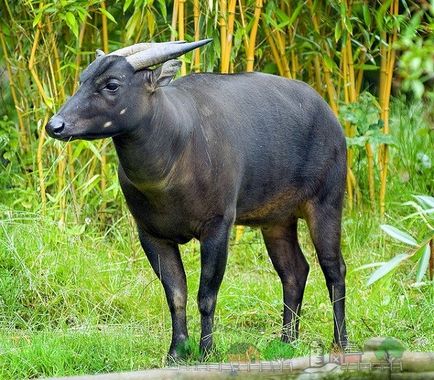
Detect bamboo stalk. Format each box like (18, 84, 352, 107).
(221, 0, 236, 73)
(246, 0, 263, 72)
(73, 21, 87, 92)
(355, 49, 366, 96)
(274, 30, 291, 79)
(379, 0, 399, 216)
(291, 49, 298, 80)
(263, 23, 285, 76)
(101, 1, 109, 53)
(219, 0, 228, 72)
(178, 0, 186, 75)
(341, 43, 353, 208)
(237, 0, 249, 53)
(29, 28, 51, 108)
(171, 0, 179, 41)
(193, 0, 201, 72)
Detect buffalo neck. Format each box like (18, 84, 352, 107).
(112, 87, 193, 189)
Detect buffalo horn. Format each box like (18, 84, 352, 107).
(124, 39, 212, 71)
(109, 41, 185, 58)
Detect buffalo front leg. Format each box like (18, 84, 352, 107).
(198, 216, 232, 358)
(262, 221, 309, 343)
(138, 227, 189, 361)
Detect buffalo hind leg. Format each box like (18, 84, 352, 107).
(198, 216, 232, 358)
(138, 227, 189, 361)
(305, 202, 348, 348)
(262, 221, 309, 342)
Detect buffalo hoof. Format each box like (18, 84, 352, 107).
(166, 339, 192, 364)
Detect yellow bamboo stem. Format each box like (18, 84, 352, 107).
(221, 0, 236, 73)
(274, 30, 291, 79)
(29, 28, 51, 108)
(346, 38, 356, 103)
(355, 49, 366, 96)
(193, 0, 201, 72)
(246, 0, 262, 72)
(379, 0, 399, 216)
(101, 1, 109, 53)
(178, 0, 186, 75)
(263, 23, 284, 76)
(73, 22, 87, 92)
(342, 44, 353, 207)
(237, 0, 249, 53)
(171, 0, 179, 41)
(219, 0, 228, 72)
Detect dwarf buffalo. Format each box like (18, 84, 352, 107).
(46, 39, 348, 360)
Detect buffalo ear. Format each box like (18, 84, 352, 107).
(153, 60, 181, 88)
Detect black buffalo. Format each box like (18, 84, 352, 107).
(46, 39, 348, 360)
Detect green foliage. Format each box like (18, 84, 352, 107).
(364, 195, 434, 286)
(398, 6, 434, 100)
(340, 92, 393, 148)
(0, 116, 18, 165)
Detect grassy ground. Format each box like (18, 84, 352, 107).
(0, 100, 433, 379)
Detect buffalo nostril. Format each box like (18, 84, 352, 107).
(52, 121, 65, 133)
(46, 116, 66, 136)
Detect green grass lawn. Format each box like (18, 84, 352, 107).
(0, 101, 433, 379)
(0, 202, 433, 379)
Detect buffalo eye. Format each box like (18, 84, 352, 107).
(105, 81, 119, 92)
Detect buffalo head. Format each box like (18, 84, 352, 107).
(46, 39, 211, 141)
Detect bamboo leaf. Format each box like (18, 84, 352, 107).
(33, 8, 44, 27)
(124, 0, 134, 13)
(410, 243, 429, 262)
(380, 224, 418, 246)
(126, 9, 141, 41)
(376, 0, 392, 32)
(363, 4, 371, 29)
(353, 262, 386, 272)
(147, 10, 155, 37)
(413, 195, 434, 209)
(65, 12, 79, 38)
(335, 21, 342, 42)
(158, 0, 167, 21)
(287, 2, 304, 29)
(415, 244, 430, 282)
(99, 7, 117, 24)
(367, 254, 409, 286)
(86, 142, 102, 161)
